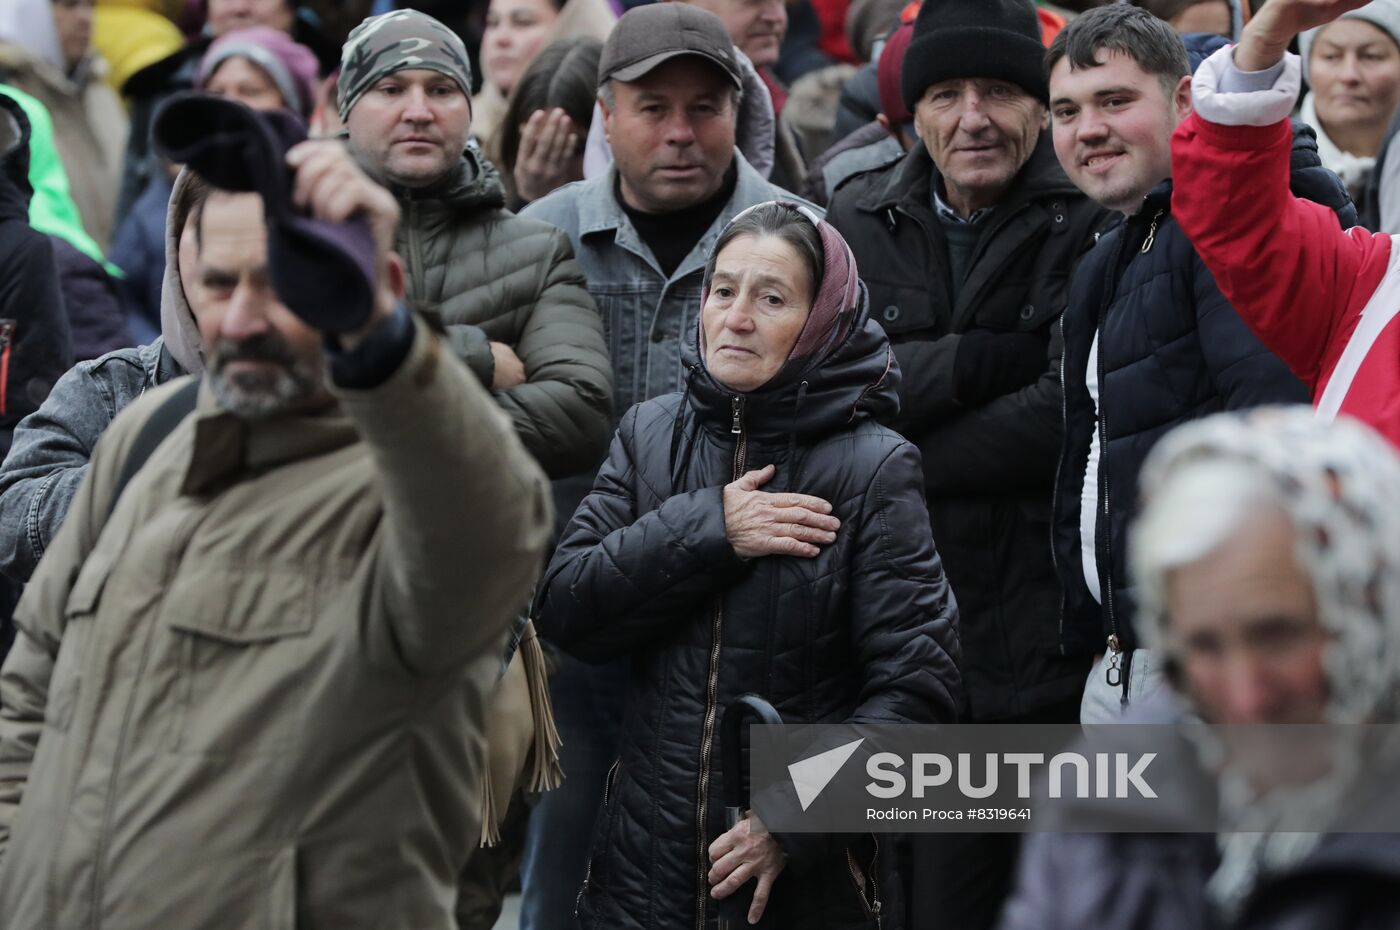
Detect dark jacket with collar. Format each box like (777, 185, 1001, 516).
(388, 147, 614, 480)
(536, 297, 961, 930)
(826, 133, 1107, 721)
(0, 93, 73, 655)
(1053, 177, 1325, 657)
(0, 94, 71, 459)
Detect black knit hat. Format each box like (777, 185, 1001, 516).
(153, 93, 377, 334)
(901, 0, 1047, 112)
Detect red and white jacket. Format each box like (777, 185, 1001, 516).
(1173, 45, 1400, 446)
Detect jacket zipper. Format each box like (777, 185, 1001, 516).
(1051, 324, 1069, 651)
(0, 319, 13, 418)
(1098, 211, 1161, 704)
(695, 395, 746, 930)
(846, 836, 882, 926)
(575, 758, 621, 916)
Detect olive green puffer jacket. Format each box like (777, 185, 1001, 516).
(393, 148, 613, 479)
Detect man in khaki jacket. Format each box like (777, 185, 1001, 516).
(0, 124, 553, 927)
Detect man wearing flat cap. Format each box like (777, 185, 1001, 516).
(340, 9, 614, 482)
(519, 5, 811, 928)
(825, 0, 1107, 927)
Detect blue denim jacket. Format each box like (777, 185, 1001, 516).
(523, 152, 817, 420)
(0, 339, 180, 581)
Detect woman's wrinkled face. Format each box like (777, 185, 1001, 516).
(481, 0, 558, 96)
(1310, 20, 1400, 141)
(702, 233, 813, 393)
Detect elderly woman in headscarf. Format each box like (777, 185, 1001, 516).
(536, 201, 961, 930)
(999, 406, 1400, 930)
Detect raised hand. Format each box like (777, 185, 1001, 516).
(722, 464, 840, 559)
(1238, 0, 1375, 70)
(513, 108, 582, 203)
(286, 140, 403, 346)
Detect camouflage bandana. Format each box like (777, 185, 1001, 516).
(337, 10, 473, 121)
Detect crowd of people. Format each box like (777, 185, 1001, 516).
(0, 0, 1398, 928)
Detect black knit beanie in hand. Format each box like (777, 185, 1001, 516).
(152, 93, 377, 334)
(900, 0, 1048, 112)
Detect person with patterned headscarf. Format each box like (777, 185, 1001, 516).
(1000, 406, 1400, 930)
(537, 200, 961, 930)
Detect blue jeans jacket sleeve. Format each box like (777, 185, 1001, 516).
(0, 343, 162, 582)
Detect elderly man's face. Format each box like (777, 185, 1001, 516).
(603, 56, 737, 214)
(195, 192, 329, 418)
(914, 77, 1045, 218)
(206, 0, 295, 36)
(684, 0, 787, 68)
(346, 69, 472, 189)
(1164, 507, 1330, 726)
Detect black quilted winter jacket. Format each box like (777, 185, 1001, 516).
(536, 295, 962, 930)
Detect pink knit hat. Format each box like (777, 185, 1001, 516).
(198, 27, 320, 120)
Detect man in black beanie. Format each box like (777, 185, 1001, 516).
(826, 1, 1109, 927)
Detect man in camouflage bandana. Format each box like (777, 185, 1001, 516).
(336, 16, 614, 927)
(338, 9, 476, 188)
(338, 10, 474, 123)
(334, 7, 610, 472)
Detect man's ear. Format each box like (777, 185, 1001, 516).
(598, 94, 613, 146)
(1175, 72, 1194, 120)
(385, 251, 406, 302)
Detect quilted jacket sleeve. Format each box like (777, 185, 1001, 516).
(535, 406, 745, 662)
(492, 229, 613, 479)
(844, 440, 962, 725)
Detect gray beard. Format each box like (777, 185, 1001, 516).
(208, 357, 323, 420)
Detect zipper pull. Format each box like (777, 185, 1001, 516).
(731, 395, 743, 435)
(1139, 209, 1164, 254)
(1105, 634, 1122, 687)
